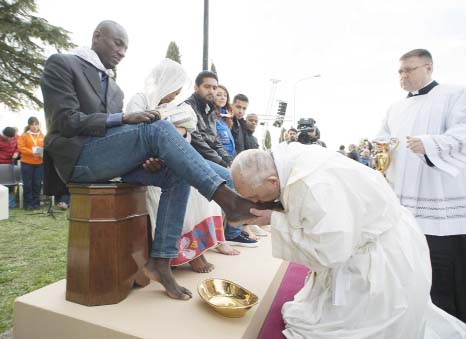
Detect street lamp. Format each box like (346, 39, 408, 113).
(293, 74, 321, 126)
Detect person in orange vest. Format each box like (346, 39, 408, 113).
(18, 117, 45, 210)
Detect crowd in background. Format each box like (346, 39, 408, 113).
(0, 117, 69, 210)
(337, 138, 376, 168)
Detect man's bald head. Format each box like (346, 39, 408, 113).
(91, 20, 128, 69)
(231, 149, 280, 202)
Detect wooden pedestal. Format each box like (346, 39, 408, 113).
(66, 183, 150, 306)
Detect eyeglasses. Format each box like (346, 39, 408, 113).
(398, 64, 430, 75)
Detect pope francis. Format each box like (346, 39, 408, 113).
(231, 143, 466, 339)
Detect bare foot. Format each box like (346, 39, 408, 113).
(215, 243, 240, 255)
(201, 255, 215, 271)
(143, 258, 192, 300)
(189, 255, 214, 273)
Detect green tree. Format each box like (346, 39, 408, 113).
(263, 129, 272, 150)
(165, 41, 181, 63)
(210, 62, 217, 75)
(0, 0, 75, 111)
(279, 127, 286, 143)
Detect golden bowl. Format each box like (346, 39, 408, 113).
(198, 278, 259, 318)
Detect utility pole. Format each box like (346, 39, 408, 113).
(202, 0, 209, 70)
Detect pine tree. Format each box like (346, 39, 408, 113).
(0, 0, 75, 111)
(263, 129, 272, 150)
(165, 41, 181, 63)
(279, 127, 286, 143)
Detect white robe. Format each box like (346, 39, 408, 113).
(377, 84, 466, 235)
(270, 142, 466, 339)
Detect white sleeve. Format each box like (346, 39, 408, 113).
(125, 93, 147, 113)
(418, 89, 466, 177)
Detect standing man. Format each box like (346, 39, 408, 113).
(230, 94, 249, 154)
(185, 71, 233, 168)
(377, 48, 466, 321)
(40, 20, 266, 300)
(244, 113, 259, 150)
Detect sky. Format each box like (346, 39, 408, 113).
(2, 0, 466, 149)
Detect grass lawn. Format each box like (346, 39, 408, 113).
(0, 206, 68, 333)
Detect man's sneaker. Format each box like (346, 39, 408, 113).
(249, 224, 268, 237)
(227, 232, 259, 248)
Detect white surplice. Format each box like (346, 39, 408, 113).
(377, 84, 466, 235)
(271, 142, 466, 339)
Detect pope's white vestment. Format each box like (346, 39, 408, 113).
(270, 142, 466, 339)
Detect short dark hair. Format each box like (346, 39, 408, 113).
(2, 127, 16, 138)
(233, 94, 248, 103)
(339, 145, 345, 150)
(288, 128, 298, 133)
(400, 49, 433, 63)
(195, 71, 218, 86)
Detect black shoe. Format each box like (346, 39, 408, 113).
(227, 232, 259, 248)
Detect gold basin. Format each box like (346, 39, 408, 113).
(197, 278, 259, 318)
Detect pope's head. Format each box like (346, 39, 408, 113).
(231, 149, 281, 203)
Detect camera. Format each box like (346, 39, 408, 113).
(297, 118, 318, 145)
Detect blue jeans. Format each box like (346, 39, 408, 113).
(8, 187, 16, 208)
(21, 162, 43, 208)
(70, 121, 225, 258)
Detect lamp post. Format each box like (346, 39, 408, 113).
(202, 0, 209, 70)
(292, 74, 321, 126)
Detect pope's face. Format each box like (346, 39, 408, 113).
(398, 56, 432, 92)
(233, 174, 280, 203)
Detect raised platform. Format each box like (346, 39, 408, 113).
(13, 236, 288, 339)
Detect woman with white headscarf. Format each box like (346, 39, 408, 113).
(126, 58, 232, 273)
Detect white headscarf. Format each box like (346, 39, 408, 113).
(143, 58, 191, 110)
(125, 59, 197, 131)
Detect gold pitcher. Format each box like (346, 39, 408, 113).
(372, 138, 400, 175)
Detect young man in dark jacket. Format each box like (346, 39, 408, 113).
(230, 94, 249, 154)
(185, 71, 232, 168)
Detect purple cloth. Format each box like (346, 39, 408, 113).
(258, 263, 310, 339)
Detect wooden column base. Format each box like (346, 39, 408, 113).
(66, 183, 150, 306)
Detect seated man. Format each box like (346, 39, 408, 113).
(40, 20, 265, 301)
(231, 143, 466, 338)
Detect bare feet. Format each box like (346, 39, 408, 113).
(215, 243, 240, 255)
(189, 255, 215, 273)
(143, 257, 192, 300)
